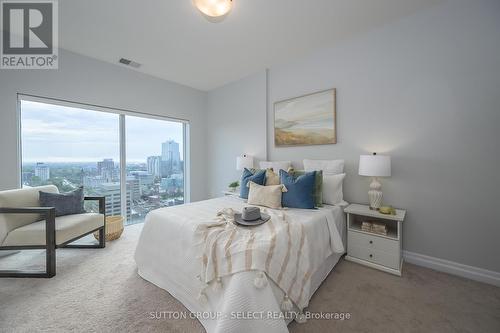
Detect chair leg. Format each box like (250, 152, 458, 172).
(46, 207, 56, 277)
(46, 243, 56, 278)
(98, 226, 106, 248)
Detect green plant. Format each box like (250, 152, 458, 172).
(228, 181, 239, 188)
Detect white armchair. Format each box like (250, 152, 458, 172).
(0, 185, 105, 278)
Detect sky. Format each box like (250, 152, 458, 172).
(21, 100, 184, 163)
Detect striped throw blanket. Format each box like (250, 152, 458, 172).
(195, 207, 312, 312)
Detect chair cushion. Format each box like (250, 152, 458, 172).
(0, 185, 59, 245)
(2, 213, 104, 246)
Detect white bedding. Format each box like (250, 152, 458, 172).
(134, 196, 346, 333)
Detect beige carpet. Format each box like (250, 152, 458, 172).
(1, 224, 499, 333)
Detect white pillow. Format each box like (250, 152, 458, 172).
(322, 173, 346, 205)
(259, 161, 291, 172)
(303, 159, 344, 175)
(247, 181, 287, 209)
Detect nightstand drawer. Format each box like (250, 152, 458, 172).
(348, 245, 400, 270)
(348, 230, 399, 253)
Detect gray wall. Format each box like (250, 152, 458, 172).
(206, 71, 267, 197)
(0, 49, 208, 202)
(209, 0, 500, 272)
(1, 0, 498, 273)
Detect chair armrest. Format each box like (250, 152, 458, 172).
(0, 207, 56, 248)
(84, 196, 106, 215)
(0, 207, 55, 214)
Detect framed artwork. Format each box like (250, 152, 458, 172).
(274, 88, 336, 147)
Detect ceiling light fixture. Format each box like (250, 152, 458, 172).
(193, 0, 233, 21)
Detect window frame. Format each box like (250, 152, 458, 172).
(16, 93, 191, 221)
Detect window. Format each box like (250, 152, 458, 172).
(126, 116, 185, 224)
(19, 96, 188, 225)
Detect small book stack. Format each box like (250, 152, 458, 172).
(371, 222, 388, 236)
(361, 221, 372, 232)
(360, 221, 388, 236)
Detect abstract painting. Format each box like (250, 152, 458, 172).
(274, 89, 336, 146)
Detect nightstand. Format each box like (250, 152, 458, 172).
(344, 204, 406, 276)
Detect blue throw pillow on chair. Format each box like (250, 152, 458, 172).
(240, 168, 266, 199)
(280, 169, 316, 209)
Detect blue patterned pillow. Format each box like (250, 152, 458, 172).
(280, 170, 316, 209)
(240, 168, 266, 199)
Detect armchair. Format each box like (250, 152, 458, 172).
(0, 185, 106, 278)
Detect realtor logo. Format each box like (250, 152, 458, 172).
(1, 0, 58, 69)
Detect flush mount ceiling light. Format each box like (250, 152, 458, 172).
(193, 0, 233, 22)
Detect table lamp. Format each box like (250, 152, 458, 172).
(236, 154, 254, 171)
(358, 153, 391, 210)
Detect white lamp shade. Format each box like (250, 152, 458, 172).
(236, 155, 254, 170)
(358, 154, 391, 177)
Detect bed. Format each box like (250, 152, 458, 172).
(134, 195, 346, 333)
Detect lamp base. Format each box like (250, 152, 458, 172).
(368, 177, 383, 210)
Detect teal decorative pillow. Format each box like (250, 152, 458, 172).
(288, 168, 323, 207)
(280, 170, 316, 209)
(240, 168, 266, 199)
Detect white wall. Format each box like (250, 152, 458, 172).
(206, 70, 267, 197)
(0, 49, 208, 201)
(208, 0, 500, 273)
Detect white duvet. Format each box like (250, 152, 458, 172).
(134, 196, 345, 333)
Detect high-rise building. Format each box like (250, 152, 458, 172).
(34, 163, 50, 182)
(126, 176, 140, 201)
(98, 182, 131, 219)
(146, 156, 161, 177)
(162, 140, 180, 164)
(130, 171, 154, 195)
(97, 159, 115, 182)
(161, 140, 181, 175)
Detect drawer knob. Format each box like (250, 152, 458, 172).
(369, 240, 373, 244)
(369, 254, 373, 258)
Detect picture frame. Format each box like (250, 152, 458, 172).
(274, 88, 336, 147)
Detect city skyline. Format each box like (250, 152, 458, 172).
(20, 100, 186, 225)
(23, 156, 184, 225)
(21, 100, 184, 163)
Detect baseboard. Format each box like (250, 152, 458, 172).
(403, 251, 500, 287)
